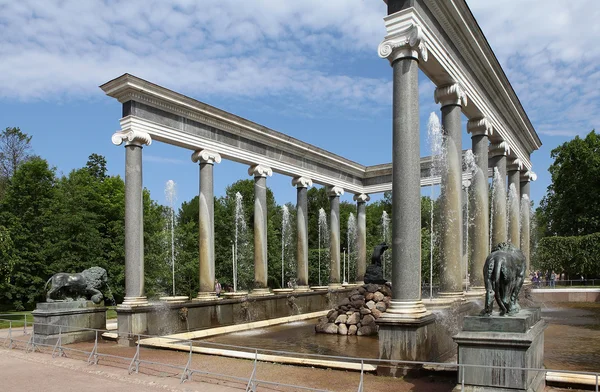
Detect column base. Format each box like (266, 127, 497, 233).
(250, 288, 273, 297)
(465, 287, 486, 298)
(159, 296, 189, 303)
(310, 286, 329, 291)
(119, 296, 148, 307)
(328, 283, 343, 290)
(293, 285, 312, 293)
(355, 281, 365, 286)
(193, 292, 219, 301)
(377, 300, 432, 322)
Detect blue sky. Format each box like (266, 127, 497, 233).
(0, 0, 598, 210)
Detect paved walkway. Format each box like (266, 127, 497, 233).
(0, 348, 241, 392)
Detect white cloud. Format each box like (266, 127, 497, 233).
(0, 0, 598, 138)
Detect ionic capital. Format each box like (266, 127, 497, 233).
(326, 185, 344, 198)
(489, 141, 511, 158)
(353, 193, 371, 203)
(191, 149, 221, 165)
(291, 176, 312, 188)
(467, 117, 493, 137)
(378, 23, 428, 64)
(111, 130, 152, 147)
(520, 170, 537, 182)
(507, 158, 523, 172)
(248, 164, 273, 178)
(434, 83, 468, 108)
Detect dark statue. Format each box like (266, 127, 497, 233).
(364, 243, 389, 284)
(44, 267, 109, 304)
(481, 243, 526, 316)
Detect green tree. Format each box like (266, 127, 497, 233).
(0, 158, 56, 309)
(537, 130, 600, 236)
(0, 127, 33, 179)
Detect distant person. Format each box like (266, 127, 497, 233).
(550, 271, 556, 288)
(215, 279, 222, 298)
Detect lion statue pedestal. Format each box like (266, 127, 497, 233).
(32, 301, 107, 345)
(33, 267, 110, 345)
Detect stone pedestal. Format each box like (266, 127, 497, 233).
(453, 308, 546, 391)
(32, 301, 107, 345)
(376, 314, 437, 376)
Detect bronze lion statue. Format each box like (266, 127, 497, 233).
(44, 267, 108, 304)
(481, 243, 526, 316)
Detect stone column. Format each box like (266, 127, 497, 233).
(248, 164, 273, 296)
(377, 21, 431, 323)
(490, 141, 510, 248)
(520, 170, 536, 277)
(112, 130, 152, 307)
(507, 158, 522, 247)
(327, 185, 344, 288)
(192, 150, 221, 300)
(353, 194, 370, 284)
(467, 118, 492, 289)
(292, 177, 312, 292)
(435, 84, 467, 298)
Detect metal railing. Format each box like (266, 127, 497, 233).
(2, 318, 599, 392)
(531, 279, 600, 288)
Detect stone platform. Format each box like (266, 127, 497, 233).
(453, 308, 546, 391)
(32, 301, 107, 345)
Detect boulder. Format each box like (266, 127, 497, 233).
(366, 300, 376, 310)
(346, 311, 354, 316)
(326, 309, 336, 319)
(357, 286, 366, 294)
(373, 291, 385, 302)
(350, 294, 365, 302)
(348, 325, 358, 335)
(375, 301, 387, 312)
(347, 312, 360, 325)
(359, 307, 371, 315)
(339, 297, 350, 307)
(380, 285, 392, 297)
(371, 308, 382, 319)
(323, 323, 338, 334)
(338, 323, 348, 335)
(357, 324, 377, 336)
(350, 289, 360, 297)
(327, 311, 339, 323)
(365, 292, 374, 301)
(362, 314, 375, 326)
(334, 314, 348, 324)
(351, 299, 365, 309)
(365, 283, 379, 293)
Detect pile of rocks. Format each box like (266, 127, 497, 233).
(315, 283, 391, 336)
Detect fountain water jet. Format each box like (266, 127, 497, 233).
(317, 208, 329, 286)
(427, 112, 444, 299)
(346, 213, 357, 283)
(165, 180, 177, 296)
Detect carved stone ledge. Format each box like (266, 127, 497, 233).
(434, 83, 467, 108)
(378, 23, 428, 64)
(353, 193, 370, 203)
(291, 176, 312, 188)
(467, 117, 493, 137)
(191, 149, 222, 165)
(248, 164, 273, 178)
(111, 130, 152, 147)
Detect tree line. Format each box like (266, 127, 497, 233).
(0, 127, 442, 310)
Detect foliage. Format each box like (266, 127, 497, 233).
(535, 232, 600, 278)
(537, 130, 600, 237)
(0, 127, 33, 179)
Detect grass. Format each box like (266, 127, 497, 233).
(0, 305, 118, 329)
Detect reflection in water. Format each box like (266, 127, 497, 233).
(198, 303, 600, 372)
(199, 319, 379, 358)
(542, 302, 600, 372)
